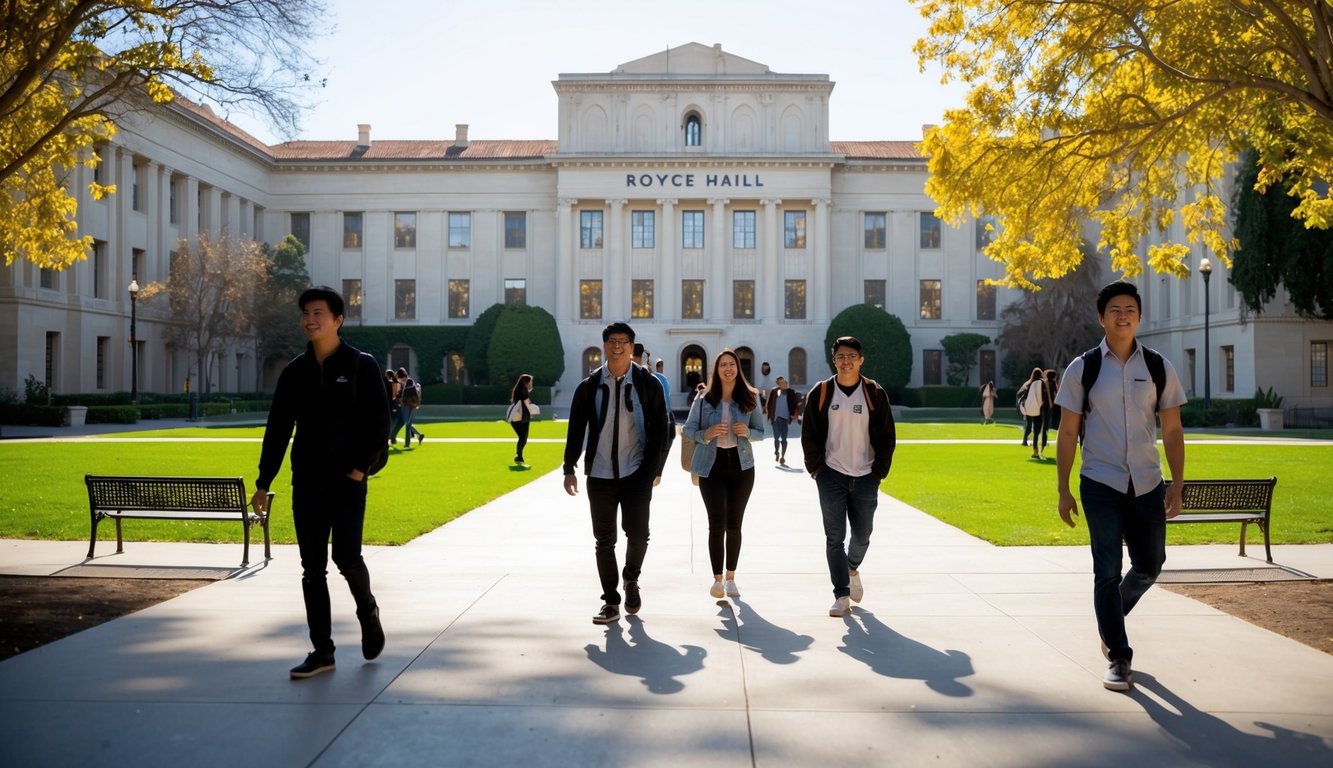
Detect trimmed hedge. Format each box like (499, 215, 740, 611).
(0, 404, 64, 426)
(421, 383, 550, 405)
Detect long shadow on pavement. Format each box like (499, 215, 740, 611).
(838, 608, 975, 696)
(584, 615, 707, 694)
(716, 598, 814, 665)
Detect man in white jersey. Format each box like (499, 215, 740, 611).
(800, 336, 896, 617)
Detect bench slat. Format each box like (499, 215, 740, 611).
(1169, 477, 1276, 562)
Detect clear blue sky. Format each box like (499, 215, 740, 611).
(226, 0, 966, 145)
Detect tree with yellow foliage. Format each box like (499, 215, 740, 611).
(912, 0, 1333, 288)
(1, 0, 326, 269)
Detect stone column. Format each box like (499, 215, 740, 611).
(606, 199, 626, 320)
(555, 199, 575, 323)
(657, 197, 676, 325)
(763, 198, 782, 321)
(709, 198, 729, 321)
(814, 199, 831, 322)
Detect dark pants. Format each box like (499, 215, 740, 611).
(698, 448, 754, 574)
(816, 467, 880, 598)
(1081, 476, 1167, 663)
(772, 417, 791, 458)
(391, 405, 421, 442)
(1022, 413, 1044, 446)
(586, 466, 654, 605)
(511, 419, 530, 461)
(292, 474, 377, 655)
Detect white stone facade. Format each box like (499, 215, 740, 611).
(1, 43, 1328, 413)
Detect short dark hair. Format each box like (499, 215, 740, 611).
(633, 342, 645, 357)
(602, 321, 635, 343)
(1096, 281, 1141, 316)
(832, 336, 862, 355)
(299, 286, 345, 318)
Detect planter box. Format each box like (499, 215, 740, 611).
(64, 405, 88, 427)
(1257, 408, 1284, 431)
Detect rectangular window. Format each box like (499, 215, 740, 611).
(923, 350, 943, 385)
(580, 279, 603, 319)
(448, 279, 470, 318)
(784, 211, 807, 249)
(92, 240, 105, 299)
(682, 211, 705, 249)
(290, 212, 311, 249)
(580, 210, 604, 249)
(504, 278, 527, 305)
(504, 212, 526, 249)
(975, 215, 997, 251)
(45, 332, 59, 390)
(864, 212, 887, 249)
(131, 164, 142, 212)
(395, 279, 416, 319)
(864, 279, 886, 309)
(733, 280, 755, 319)
(632, 279, 654, 318)
(169, 177, 178, 224)
(919, 279, 942, 320)
(394, 212, 417, 249)
(131, 248, 145, 285)
(733, 211, 756, 249)
(1185, 348, 1196, 396)
(976, 281, 997, 320)
(343, 212, 363, 249)
(96, 336, 109, 389)
(1223, 345, 1235, 392)
(40, 268, 55, 289)
(631, 211, 655, 249)
(448, 212, 471, 249)
(342, 279, 362, 322)
(920, 212, 942, 249)
(1312, 342, 1328, 388)
(92, 147, 104, 184)
(681, 279, 704, 319)
(785, 280, 807, 319)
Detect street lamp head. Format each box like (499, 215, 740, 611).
(1198, 257, 1213, 276)
(128, 277, 140, 296)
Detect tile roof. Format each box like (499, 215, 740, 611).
(831, 141, 924, 160)
(267, 140, 557, 161)
(169, 97, 274, 155)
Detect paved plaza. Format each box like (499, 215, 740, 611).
(1, 425, 1331, 767)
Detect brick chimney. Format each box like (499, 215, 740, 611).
(455, 124, 469, 148)
(357, 124, 371, 148)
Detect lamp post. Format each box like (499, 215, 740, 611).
(128, 276, 139, 404)
(1199, 258, 1212, 410)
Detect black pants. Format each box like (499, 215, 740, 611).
(292, 474, 377, 655)
(698, 447, 754, 574)
(586, 466, 654, 605)
(511, 419, 530, 461)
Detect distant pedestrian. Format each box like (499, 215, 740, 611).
(385, 369, 403, 442)
(765, 375, 802, 465)
(392, 367, 425, 446)
(1056, 280, 1186, 692)
(980, 380, 997, 425)
(801, 336, 896, 618)
(683, 349, 765, 600)
(562, 322, 670, 625)
(509, 373, 535, 465)
(1018, 368, 1049, 458)
(252, 286, 389, 679)
(1044, 369, 1061, 433)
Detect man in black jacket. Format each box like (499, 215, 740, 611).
(563, 322, 670, 625)
(801, 336, 896, 618)
(252, 286, 391, 679)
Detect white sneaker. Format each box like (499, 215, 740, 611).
(828, 596, 851, 617)
(709, 580, 725, 599)
(724, 579, 739, 597)
(849, 572, 864, 603)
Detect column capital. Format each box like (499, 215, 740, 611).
(605, 199, 628, 208)
(762, 198, 782, 208)
(656, 198, 677, 207)
(559, 198, 578, 208)
(812, 198, 832, 207)
(708, 198, 730, 206)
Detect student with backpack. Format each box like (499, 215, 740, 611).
(1017, 367, 1050, 459)
(392, 367, 425, 447)
(1054, 280, 1187, 692)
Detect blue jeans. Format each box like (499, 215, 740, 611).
(772, 417, 790, 457)
(586, 465, 654, 605)
(1081, 476, 1167, 663)
(391, 405, 422, 442)
(816, 467, 880, 598)
(292, 473, 376, 655)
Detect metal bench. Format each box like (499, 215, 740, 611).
(85, 474, 273, 567)
(1172, 477, 1277, 562)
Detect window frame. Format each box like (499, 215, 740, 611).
(504, 211, 526, 249)
(343, 212, 363, 250)
(580, 210, 604, 249)
(394, 212, 417, 249)
(732, 211, 756, 250)
(784, 211, 807, 249)
(681, 279, 704, 319)
(784, 279, 807, 319)
(732, 279, 755, 319)
(631, 279, 654, 318)
(864, 212, 887, 249)
(448, 211, 471, 249)
(919, 279, 942, 320)
(682, 210, 705, 249)
(631, 210, 655, 249)
(448, 278, 470, 319)
(580, 279, 603, 320)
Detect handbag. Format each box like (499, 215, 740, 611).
(526, 401, 540, 416)
(506, 402, 523, 423)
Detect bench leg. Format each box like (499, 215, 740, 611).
(88, 514, 100, 559)
(263, 492, 274, 561)
(241, 521, 250, 569)
(114, 517, 124, 554)
(1262, 521, 1273, 563)
(1238, 521, 1248, 558)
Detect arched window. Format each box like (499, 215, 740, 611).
(734, 346, 755, 383)
(788, 347, 808, 387)
(684, 113, 702, 147)
(583, 347, 603, 377)
(682, 345, 707, 392)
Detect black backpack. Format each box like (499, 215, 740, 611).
(351, 355, 390, 475)
(1077, 344, 1166, 443)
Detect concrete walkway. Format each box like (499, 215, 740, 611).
(1, 431, 1331, 767)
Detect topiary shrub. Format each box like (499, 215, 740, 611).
(488, 304, 566, 388)
(464, 303, 505, 385)
(823, 304, 912, 391)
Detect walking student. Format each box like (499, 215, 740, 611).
(562, 322, 670, 625)
(509, 373, 535, 465)
(765, 375, 802, 465)
(1018, 367, 1049, 458)
(393, 367, 425, 446)
(252, 286, 390, 679)
(801, 336, 896, 618)
(385, 369, 403, 441)
(1055, 280, 1186, 692)
(682, 349, 766, 600)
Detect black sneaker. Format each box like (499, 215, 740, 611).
(1104, 659, 1132, 691)
(624, 581, 641, 615)
(417, 433, 425, 446)
(592, 604, 621, 624)
(290, 651, 336, 679)
(359, 606, 385, 661)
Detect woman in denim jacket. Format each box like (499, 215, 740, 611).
(682, 349, 766, 600)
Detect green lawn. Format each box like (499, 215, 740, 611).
(3, 421, 1329, 548)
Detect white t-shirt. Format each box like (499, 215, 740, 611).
(825, 383, 874, 477)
